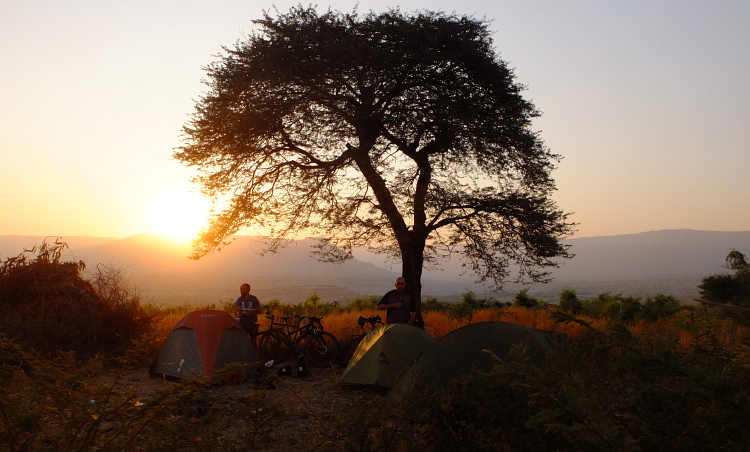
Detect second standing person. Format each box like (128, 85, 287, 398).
(376, 277, 416, 325)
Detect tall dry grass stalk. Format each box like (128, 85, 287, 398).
(322, 309, 381, 340)
(156, 312, 184, 337)
(423, 312, 468, 338)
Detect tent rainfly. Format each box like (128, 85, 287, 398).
(341, 323, 435, 389)
(391, 321, 566, 395)
(152, 310, 259, 379)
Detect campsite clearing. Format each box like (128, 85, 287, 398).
(99, 364, 380, 450)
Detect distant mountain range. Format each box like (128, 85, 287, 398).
(1, 229, 748, 305)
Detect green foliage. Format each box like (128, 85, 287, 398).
(579, 292, 642, 322)
(605, 295, 642, 322)
(420, 296, 446, 313)
(537, 311, 750, 451)
(445, 291, 504, 319)
(699, 249, 750, 308)
(558, 288, 583, 314)
(640, 294, 681, 321)
(514, 288, 545, 308)
(345, 295, 381, 312)
(0, 240, 155, 357)
(264, 297, 284, 314)
(335, 306, 750, 451)
(192, 300, 236, 315)
(556, 290, 682, 324)
(389, 365, 559, 451)
(300, 291, 340, 316)
(265, 293, 344, 317)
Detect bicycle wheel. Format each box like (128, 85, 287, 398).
(302, 331, 339, 368)
(339, 333, 366, 368)
(258, 330, 292, 364)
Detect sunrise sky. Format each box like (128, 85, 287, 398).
(1, 0, 748, 240)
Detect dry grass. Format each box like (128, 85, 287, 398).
(154, 306, 749, 357)
(154, 306, 606, 345)
(321, 309, 380, 340)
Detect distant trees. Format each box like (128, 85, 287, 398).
(699, 250, 750, 308)
(555, 289, 680, 322)
(175, 7, 573, 319)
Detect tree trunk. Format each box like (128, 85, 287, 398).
(400, 237, 425, 328)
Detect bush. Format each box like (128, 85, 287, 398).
(339, 308, 750, 451)
(580, 292, 641, 322)
(0, 240, 154, 357)
(345, 295, 381, 311)
(558, 288, 583, 314)
(443, 291, 500, 319)
(604, 295, 642, 322)
(421, 296, 446, 313)
(640, 294, 681, 321)
(699, 250, 750, 309)
(514, 289, 544, 309)
(263, 293, 344, 317)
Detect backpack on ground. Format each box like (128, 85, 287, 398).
(297, 354, 310, 377)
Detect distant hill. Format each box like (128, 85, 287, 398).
(1, 229, 748, 305)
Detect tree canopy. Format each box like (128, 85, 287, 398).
(699, 250, 750, 308)
(175, 7, 573, 307)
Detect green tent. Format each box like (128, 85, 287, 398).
(391, 321, 565, 395)
(341, 323, 435, 389)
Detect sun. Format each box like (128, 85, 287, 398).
(148, 191, 211, 241)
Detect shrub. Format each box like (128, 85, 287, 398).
(421, 296, 446, 313)
(640, 294, 681, 321)
(345, 295, 381, 311)
(558, 288, 583, 314)
(192, 299, 236, 315)
(604, 295, 642, 322)
(0, 240, 154, 357)
(699, 250, 750, 310)
(514, 289, 544, 308)
(342, 307, 750, 451)
(580, 292, 641, 322)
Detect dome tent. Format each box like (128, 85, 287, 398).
(152, 310, 259, 379)
(341, 323, 435, 389)
(391, 321, 565, 395)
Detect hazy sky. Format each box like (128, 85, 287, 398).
(1, 0, 748, 240)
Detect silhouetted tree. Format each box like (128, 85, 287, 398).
(176, 7, 573, 318)
(699, 250, 750, 308)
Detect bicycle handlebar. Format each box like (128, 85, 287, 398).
(357, 315, 383, 328)
(264, 308, 325, 330)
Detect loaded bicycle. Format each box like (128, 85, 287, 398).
(339, 315, 384, 367)
(258, 308, 339, 368)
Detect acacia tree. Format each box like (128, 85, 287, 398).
(699, 250, 750, 308)
(176, 7, 574, 316)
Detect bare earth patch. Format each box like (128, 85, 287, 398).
(102, 364, 382, 450)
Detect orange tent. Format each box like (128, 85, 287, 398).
(152, 310, 259, 379)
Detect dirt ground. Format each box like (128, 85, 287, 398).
(112, 363, 383, 450)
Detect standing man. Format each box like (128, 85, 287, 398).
(377, 277, 417, 325)
(236, 283, 262, 349)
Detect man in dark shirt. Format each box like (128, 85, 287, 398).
(236, 283, 262, 348)
(376, 277, 416, 325)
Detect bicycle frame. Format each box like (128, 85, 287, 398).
(259, 309, 339, 367)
